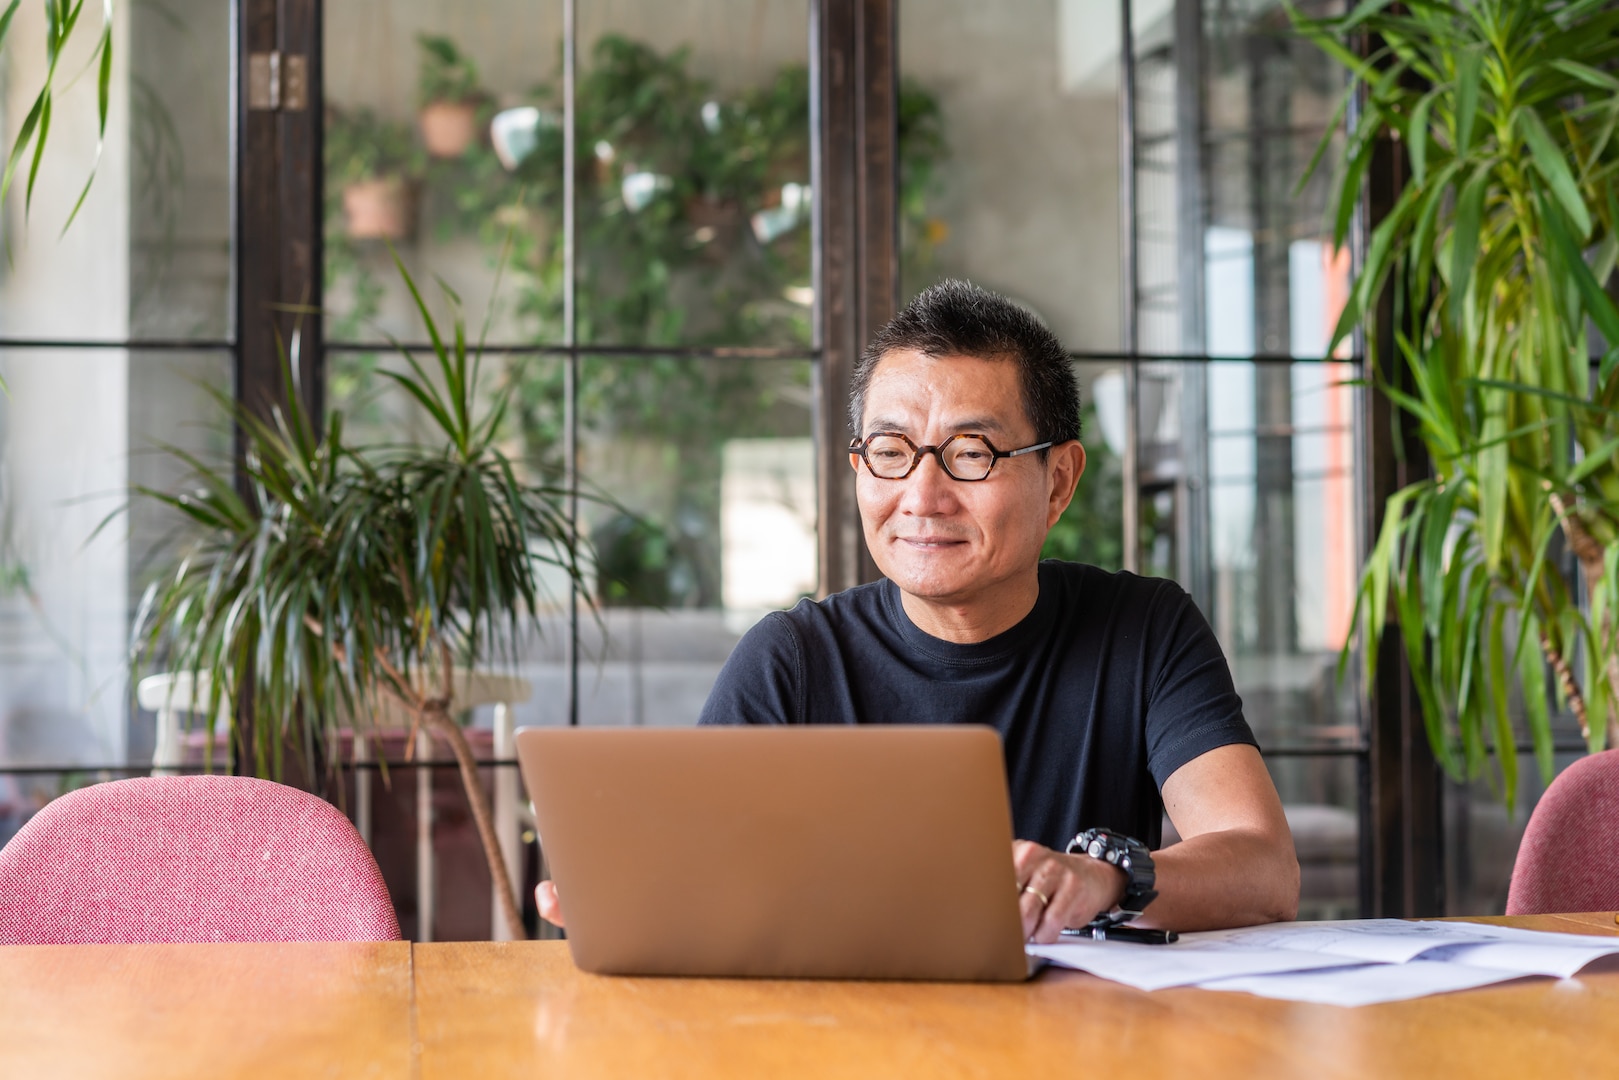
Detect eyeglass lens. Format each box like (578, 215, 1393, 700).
(862, 433, 997, 480)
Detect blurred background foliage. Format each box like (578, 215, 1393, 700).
(325, 32, 1122, 608)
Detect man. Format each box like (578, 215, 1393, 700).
(541, 280, 1299, 941)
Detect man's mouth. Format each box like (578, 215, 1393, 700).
(897, 536, 967, 548)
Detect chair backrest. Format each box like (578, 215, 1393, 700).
(1506, 749, 1619, 916)
(0, 775, 401, 944)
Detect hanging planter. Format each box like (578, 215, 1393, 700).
(419, 101, 481, 159)
(341, 175, 418, 241)
(327, 106, 426, 241)
(417, 34, 486, 159)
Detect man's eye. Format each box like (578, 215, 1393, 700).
(870, 448, 907, 461)
(953, 449, 990, 462)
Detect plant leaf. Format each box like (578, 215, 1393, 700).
(1518, 108, 1593, 241)
(1454, 43, 1484, 159)
(1447, 161, 1490, 333)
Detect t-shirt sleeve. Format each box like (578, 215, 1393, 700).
(1142, 585, 1258, 788)
(697, 611, 804, 726)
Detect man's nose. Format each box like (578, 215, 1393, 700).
(897, 450, 958, 514)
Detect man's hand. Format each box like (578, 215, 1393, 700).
(1013, 840, 1127, 944)
(536, 881, 566, 929)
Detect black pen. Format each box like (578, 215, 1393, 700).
(1061, 925, 1179, 945)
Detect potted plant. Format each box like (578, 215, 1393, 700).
(327, 106, 424, 241)
(130, 252, 590, 939)
(417, 34, 485, 159)
(1293, 0, 1619, 801)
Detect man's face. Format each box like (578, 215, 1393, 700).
(851, 349, 1084, 616)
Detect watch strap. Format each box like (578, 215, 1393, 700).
(1066, 827, 1158, 925)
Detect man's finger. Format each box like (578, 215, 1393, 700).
(1031, 878, 1078, 944)
(1011, 839, 1045, 876)
(1017, 858, 1063, 939)
(536, 880, 566, 928)
(1018, 886, 1047, 939)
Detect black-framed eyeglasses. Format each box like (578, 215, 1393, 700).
(848, 432, 1055, 482)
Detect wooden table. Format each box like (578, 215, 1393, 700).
(414, 913, 1619, 1080)
(0, 941, 413, 1079)
(5, 915, 1616, 1079)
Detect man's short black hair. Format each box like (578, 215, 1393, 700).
(849, 279, 1081, 448)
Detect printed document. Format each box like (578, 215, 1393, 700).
(1029, 919, 1619, 1006)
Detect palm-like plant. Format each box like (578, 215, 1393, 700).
(131, 255, 587, 938)
(1293, 0, 1619, 801)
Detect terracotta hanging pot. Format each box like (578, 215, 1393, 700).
(419, 101, 480, 159)
(342, 175, 417, 240)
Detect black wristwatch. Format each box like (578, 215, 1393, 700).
(1067, 827, 1157, 927)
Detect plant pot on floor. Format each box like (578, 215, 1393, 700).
(419, 101, 480, 158)
(342, 176, 418, 240)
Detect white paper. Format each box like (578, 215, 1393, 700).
(1027, 938, 1354, 991)
(1026, 919, 1619, 1004)
(1197, 960, 1528, 1007)
(1184, 919, 1619, 969)
(1416, 940, 1619, 979)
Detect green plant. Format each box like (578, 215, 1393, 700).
(417, 33, 482, 107)
(1294, 0, 1619, 803)
(0, 0, 116, 393)
(0, 0, 115, 234)
(326, 106, 425, 187)
(325, 36, 949, 607)
(496, 39, 943, 605)
(129, 253, 589, 938)
(1041, 403, 1125, 571)
(898, 75, 950, 298)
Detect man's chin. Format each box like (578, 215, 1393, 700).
(876, 557, 978, 603)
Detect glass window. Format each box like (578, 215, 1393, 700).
(323, 0, 564, 348)
(323, 2, 818, 738)
(507, 353, 815, 728)
(1115, 358, 1361, 748)
(0, 0, 232, 342)
(1270, 754, 1360, 920)
(576, 3, 812, 348)
(1043, 362, 1125, 570)
(0, 350, 233, 782)
(899, 0, 1121, 352)
(1130, 0, 1347, 359)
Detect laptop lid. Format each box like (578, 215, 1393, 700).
(516, 725, 1032, 981)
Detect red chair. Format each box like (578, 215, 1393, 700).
(0, 775, 401, 943)
(1506, 749, 1619, 916)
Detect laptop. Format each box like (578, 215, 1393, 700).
(514, 725, 1038, 981)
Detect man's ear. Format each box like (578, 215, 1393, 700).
(1045, 441, 1086, 529)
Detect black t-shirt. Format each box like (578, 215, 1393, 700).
(698, 560, 1257, 850)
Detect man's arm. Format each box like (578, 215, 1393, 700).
(1015, 744, 1297, 941)
(1136, 743, 1298, 929)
